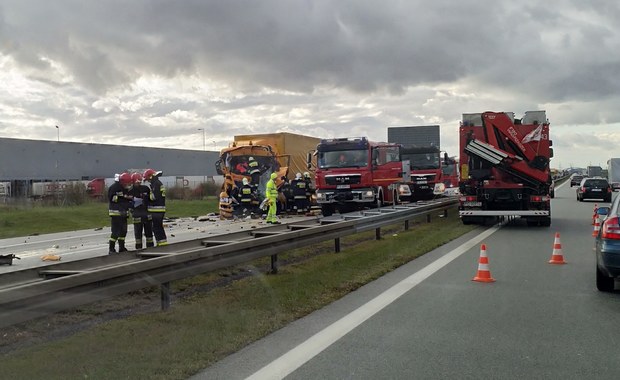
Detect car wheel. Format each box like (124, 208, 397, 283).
(596, 265, 615, 292)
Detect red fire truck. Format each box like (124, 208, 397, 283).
(312, 137, 409, 216)
(458, 111, 553, 226)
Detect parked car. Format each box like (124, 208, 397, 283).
(612, 182, 620, 192)
(577, 177, 612, 202)
(570, 174, 584, 187)
(594, 203, 619, 291)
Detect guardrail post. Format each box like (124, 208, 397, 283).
(404, 219, 409, 230)
(270, 254, 278, 274)
(161, 282, 171, 310)
(335, 238, 341, 253)
(443, 209, 448, 218)
(375, 227, 381, 240)
(427, 214, 431, 223)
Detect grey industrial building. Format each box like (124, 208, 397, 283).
(0, 137, 219, 197)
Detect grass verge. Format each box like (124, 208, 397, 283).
(0, 199, 219, 239)
(1, 210, 475, 380)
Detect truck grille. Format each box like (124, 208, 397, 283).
(325, 174, 362, 186)
(412, 174, 436, 183)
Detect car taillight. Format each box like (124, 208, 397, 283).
(581, 186, 586, 192)
(601, 217, 620, 239)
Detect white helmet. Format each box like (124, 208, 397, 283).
(303, 171, 310, 178)
(295, 172, 302, 180)
(242, 177, 249, 185)
(249, 156, 255, 161)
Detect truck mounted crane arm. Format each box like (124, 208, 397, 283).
(464, 112, 550, 185)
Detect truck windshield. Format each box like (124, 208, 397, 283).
(442, 163, 456, 176)
(318, 150, 367, 169)
(403, 153, 440, 170)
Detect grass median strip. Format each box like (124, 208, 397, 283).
(2, 211, 475, 380)
(0, 199, 218, 238)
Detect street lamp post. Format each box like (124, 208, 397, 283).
(197, 128, 206, 151)
(197, 129, 207, 188)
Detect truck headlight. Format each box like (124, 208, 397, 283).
(365, 190, 374, 197)
(398, 184, 411, 195)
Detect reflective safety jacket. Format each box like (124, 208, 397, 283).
(108, 182, 132, 217)
(266, 178, 278, 200)
(148, 177, 166, 213)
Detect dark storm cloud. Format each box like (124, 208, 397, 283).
(9, 0, 617, 102)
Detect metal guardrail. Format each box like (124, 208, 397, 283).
(0, 198, 457, 328)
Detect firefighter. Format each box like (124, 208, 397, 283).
(291, 172, 308, 214)
(108, 172, 133, 254)
(248, 156, 261, 186)
(239, 177, 257, 216)
(265, 172, 280, 224)
(129, 172, 154, 249)
(279, 175, 293, 214)
(219, 191, 237, 219)
(144, 168, 167, 246)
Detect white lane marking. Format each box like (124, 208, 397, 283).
(246, 225, 501, 380)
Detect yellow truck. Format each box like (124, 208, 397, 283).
(215, 132, 320, 200)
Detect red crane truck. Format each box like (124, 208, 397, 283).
(312, 137, 409, 216)
(458, 111, 553, 226)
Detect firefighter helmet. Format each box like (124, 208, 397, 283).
(303, 172, 310, 178)
(131, 172, 142, 184)
(270, 172, 278, 180)
(143, 168, 156, 181)
(295, 172, 302, 180)
(119, 172, 132, 188)
(242, 177, 249, 185)
(249, 157, 255, 161)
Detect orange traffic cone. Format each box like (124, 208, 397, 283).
(549, 232, 567, 264)
(592, 215, 601, 237)
(592, 204, 598, 225)
(473, 244, 495, 282)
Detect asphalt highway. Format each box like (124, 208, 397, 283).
(0, 213, 311, 274)
(195, 181, 620, 379)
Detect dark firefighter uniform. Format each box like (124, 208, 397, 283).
(248, 157, 261, 186)
(239, 179, 257, 216)
(291, 174, 308, 214)
(279, 176, 293, 213)
(129, 175, 154, 249)
(108, 173, 133, 254)
(145, 169, 167, 246)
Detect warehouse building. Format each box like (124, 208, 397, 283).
(0, 137, 220, 197)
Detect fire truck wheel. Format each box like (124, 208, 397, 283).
(321, 205, 334, 217)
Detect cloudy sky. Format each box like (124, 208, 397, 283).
(1, 0, 619, 169)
